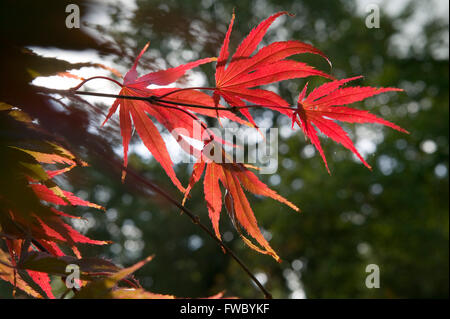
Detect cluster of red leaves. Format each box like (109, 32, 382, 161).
(0, 107, 192, 299)
(0, 120, 108, 297)
(1, 106, 226, 299)
(1, 10, 409, 299)
(95, 11, 407, 262)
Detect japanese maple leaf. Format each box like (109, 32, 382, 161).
(1, 146, 107, 298)
(292, 76, 409, 172)
(102, 43, 217, 191)
(22, 171, 107, 259)
(213, 11, 333, 127)
(182, 142, 299, 262)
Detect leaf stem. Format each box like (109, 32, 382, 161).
(70, 76, 123, 91)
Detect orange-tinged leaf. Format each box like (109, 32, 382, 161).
(46, 165, 76, 179)
(204, 163, 222, 239)
(16, 149, 76, 166)
(182, 144, 297, 261)
(57, 71, 84, 81)
(30, 183, 105, 210)
(233, 164, 299, 211)
(221, 168, 280, 262)
(0, 248, 42, 298)
(108, 288, 175, 299)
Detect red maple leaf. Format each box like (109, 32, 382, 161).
(102, 43, 217, 190)
(213, 11, 333, 127)
(292, 76, 409, 172)
(183, 141, 299, 262)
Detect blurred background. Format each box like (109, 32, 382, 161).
(0, 0, 448, 298)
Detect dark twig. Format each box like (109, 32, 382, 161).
(107, 157, 273, 299)
(70, 90, 296, 112)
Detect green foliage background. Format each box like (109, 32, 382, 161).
(0, 0, 448, 298)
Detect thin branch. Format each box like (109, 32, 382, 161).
(107, 158, 273, 299)
(38, 87, 296, 112)
(69, 90, 296, 112)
